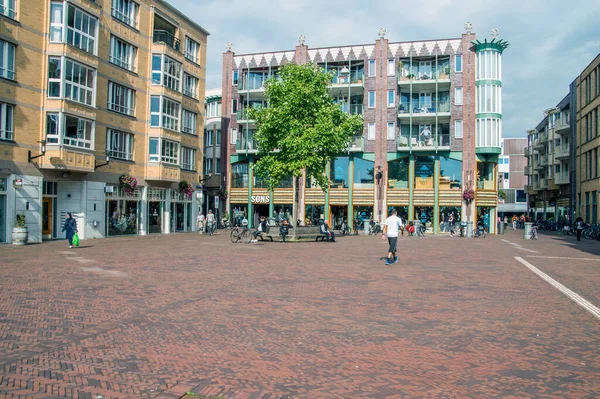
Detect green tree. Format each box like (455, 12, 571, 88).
(248, 63, 364, 223)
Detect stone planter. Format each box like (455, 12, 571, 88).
(12, 227, 28, 245)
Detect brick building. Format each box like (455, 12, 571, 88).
(0, 0, 208, 243)
(498, 138, 527, 217)
(220, 26, 508, 234)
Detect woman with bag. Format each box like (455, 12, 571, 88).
(62, 212, 78, 248)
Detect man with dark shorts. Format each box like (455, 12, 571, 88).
(381, 208, 402, 265)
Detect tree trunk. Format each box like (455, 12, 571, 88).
(293, 175, 299, 227)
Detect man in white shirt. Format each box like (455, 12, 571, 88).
(381, 208, 403, 265)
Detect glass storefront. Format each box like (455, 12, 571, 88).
(388, 157, 409, 189)
(231, 162, 249, 188)
(354, 158, 374, 188)
(414, 206, 434, 232)
(415, 156, 435, 189)
(148, 188, 166, 234)
(106, 186, 140, 236)
(440, 157, 462, 189)
(330, 157, 349, 188)
(171, 191, 192, 232)
(305, 205, 325, 225)
(387, 206, 409, 221)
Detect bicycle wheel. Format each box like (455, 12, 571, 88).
(242, 229, 252, 244)
(230, 228, 240, 243)
(472, 229, 478, 237)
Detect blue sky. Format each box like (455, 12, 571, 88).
(170, 0, 600, 138)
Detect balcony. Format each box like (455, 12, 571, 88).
(554, 172, 570, 185)
(153, 30, 181, 52)
(236, 135, 258, 154)
(329, 73, 364, 88)
(540, 178, 548, 189)
(397, 133, 450, 151)
(555, 145, 570, 159)
(524, 146, 530, 156)
(398, 64, 451, 89)
(146, 164, 181, 182)
(38, 146, 95, 172)
(236, 109, 255, 124)
(534, 159, 545, 170)
(524, 165, 532, 175)
(339, 103, 364, 115)
(555, 119, 570, 134)
(347, 135, 364, 152)
(398, 100, 451, 119)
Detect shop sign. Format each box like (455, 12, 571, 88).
(13, 178, 23, 188)
(251, 195, 270, 204)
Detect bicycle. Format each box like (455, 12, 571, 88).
(472, 226, 487, 238)
(369, 221, 382, 235)
(230, 219, 252, 244)
(529, 224, 538, 240)
(339, 220, 351, 235)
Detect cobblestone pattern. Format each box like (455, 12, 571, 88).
(0, 229, 599, 399)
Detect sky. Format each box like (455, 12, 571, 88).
(170, 0, 600, 138)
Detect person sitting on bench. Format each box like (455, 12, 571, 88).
(320, 221, 336, 242)
(251, 216, 268, 243)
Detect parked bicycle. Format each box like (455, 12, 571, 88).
(472, 225, 487, 238)
(230, 218, 252, 244)
(369, 221, 382, 235)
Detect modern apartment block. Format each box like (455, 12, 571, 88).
(220, 26, 508, 233)
(524, 95, 572, 221)
(0, 0, 208, 243)
(202, 88, 222, 215)
(498, 138, 527, 217)
(574, 54, 600, 224)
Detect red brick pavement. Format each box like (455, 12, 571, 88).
(0, 229, 599, 399)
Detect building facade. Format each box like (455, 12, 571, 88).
(220, 27, 508, 233)
(498, 138, 527, 217)
(0, 0, 208, 243)
(203, 88, 222, 216)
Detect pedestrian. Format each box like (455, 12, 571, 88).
(320, 221, 336, 242)
(280, 219, 289, 243)
(251, 216, 267, 243)
(575, 216, 584, 241)
(206, 209, 215, 235)
(448, 213, 456, 237)
(62, 212, 78, 249)
(196, 211, 205, 234)
(512, 215, 517, 230)
(381, 208, 402, 265)
(503, 216, 508, 231)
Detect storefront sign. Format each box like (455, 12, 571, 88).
(12, 178, 23, 188)
(214, 196, 219, 209)
(251, 195, 270, 204)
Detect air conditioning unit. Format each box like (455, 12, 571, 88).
(104, 186, 114, 193)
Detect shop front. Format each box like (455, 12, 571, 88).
(171, 190, 192, 232)
(106, 186, 141, 236)
(148, 188, 167, 234)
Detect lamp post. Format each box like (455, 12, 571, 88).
(95, 154, 110, 170)
(28, 140, 46, 163)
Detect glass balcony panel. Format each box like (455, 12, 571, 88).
(153, 30, 180, 52)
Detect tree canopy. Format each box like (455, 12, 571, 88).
(247, 63, 364, 191)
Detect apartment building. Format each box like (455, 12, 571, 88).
(498, 138, 527, 217)
(0, 0, 208, 243)
(202, 88, 222, 215)
(524, 95, 572, 220)
(574, 54, 600, 224)
(220, 26, 508, 233)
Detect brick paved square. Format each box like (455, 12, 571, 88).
(1, 230, 599, 399)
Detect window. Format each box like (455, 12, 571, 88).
(66, 4, 97, 54)
(204, 129, 213, 146)
(106, 129, 133, 160)
(216, 130, 221, 145)
(387, 90, 395, 107)
(215, 158, 221, 174)
(48, 57, 96, 106)
(504, 172, 509, 180)
(368, 91, 375, 108)
(0, 0, 16, 18)
(184, 36, 200, 63)
(232, 70, 238, 85)
(148, 138, 179, 164)
(183, 73, 198, 98)
(109, 36, 136, 71)
(181, 109, 197, 135)
(150, 95, 180, 131)
(107, 82, 134, 115)
(455, 55, 462, 72)
(387, 122, 395, 140)
(49, 2, 63, 41)
(455, 87, 463, 105)
(111, 0, 138, 29)
(232, 99, 237, 114)
(0, 39, 15, 80)
(152, 54, 181, 91)
(387, 59, 395, 76)
(181, 147, 196, 170)
(455, 120, 463, 138)
(368, 59, 376, 77)
(230, 128, 237, 145)
(204, 158, 213, 174)
(368, 122, 375, 140)
(45, 113, 94, 148)
(206, 101, 221, 118)
(0, 102, 13, 140)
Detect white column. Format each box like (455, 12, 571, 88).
(164, 189, 171, 234)
(139, 186, 147, 236)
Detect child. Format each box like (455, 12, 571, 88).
(280, 219, 289, 243)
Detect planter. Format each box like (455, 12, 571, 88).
(12, 227, 28, 245)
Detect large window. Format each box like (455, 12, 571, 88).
(152, 54, 181, 91)
(231, 162, 249, 188)
(455, 120, 463, 138)
(48, 57, 96, 106)
(354, 158, 374, 188)
(0, 39, 15, 80)
(330, 157, 349, 188)
(111, 0, 138, 29)
(387, 122, 395, 140)
(455, 87, 463, 105)
(50, 3, 98, 54)
(181, 109, 197, 135)
(0, 102, 13, 140)
(150, 96, 180, 131)
(183, 73, 198, 98)
(0, 0, 16, 18)
(387, 90, 395, 107)
(148, 138, 179, 164)
(387, 59, 395, 76)
(108, 82, 134, 115)
(181, 147, 196, 170)
(206, 101, 221, 118)
(110, 36, 136, 72)
(368, 122, 375, 140)
(46, 113, 94, 149)
(439, 157, 462, 189)
(106, 128, 133, 160)
(185, 36, 200, 64)
(388, 158, 409, 189)
(414, 156, 434, 189)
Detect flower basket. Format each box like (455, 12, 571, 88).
(462, 189, 475, 203)
(118, 174, 138, 196)
(218, 188, 228, 200)
(178, 180, 194, 198)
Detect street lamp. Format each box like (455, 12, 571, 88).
(28, 140, 46, 163)
(95, 154, 110, 170)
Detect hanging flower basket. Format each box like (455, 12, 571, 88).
(462, 189, 475, 203)
(218, 188, 228, 200)
(118, 174, 138, 195)
(179, 180, 194, 198)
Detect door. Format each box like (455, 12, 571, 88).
(42, 197, 53, 238)
(419, 92, 432, 109)
(419, 61, 432, 78)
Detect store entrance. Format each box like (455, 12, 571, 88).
(330, 206, 347, 230)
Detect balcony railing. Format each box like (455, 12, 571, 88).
(153, 30, 181, 52)
(338, 104, 364, 115)
(555, 145, 570, 159)
(555, 119, 570, 133)
(524, 146, 530, 156)
(524, 165, 532, 175)
(554, 172, 570, 185)
(236, 136, 258, 153)
(398, 100, 451, 115)
(330, 73, 364, 86)
(398, 65, 451, 82)
(347, 135, 364, 152)
(397, 133, 450, 150)
(540, 178, 548, 189)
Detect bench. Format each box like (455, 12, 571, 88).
(287, 226, 329, 242)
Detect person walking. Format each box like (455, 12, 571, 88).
(448, 213, 456, 237)
(206, 210, 215, 235)
(503, 216, 509, 231)
(575, 216, 584, 241)
(196, 211, 205, 234)
(512, 215, 518, 230)
(62, 212, 78, 248)
(381, 208, 402, 265)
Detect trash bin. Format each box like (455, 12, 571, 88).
(466, 221, 474, 238)
(524, 222, 532, 240)
(413, 220, 421, 236)
(498, 221, 505, 234)
(363, 219, 371, 235)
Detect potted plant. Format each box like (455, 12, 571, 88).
(178, 180, 194, 199)
(12, 213, 28, 245)
(462, 189, 475, 204)
(406, 73, 416, 80)
(118, 174, 138, 196)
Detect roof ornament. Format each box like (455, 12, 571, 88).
(491, 28, 499, 39)
(298, 35, 306, 45)
(464, 22, 473, 34)
(225, 42, 233, 52)
(378, 28, 387, 39)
